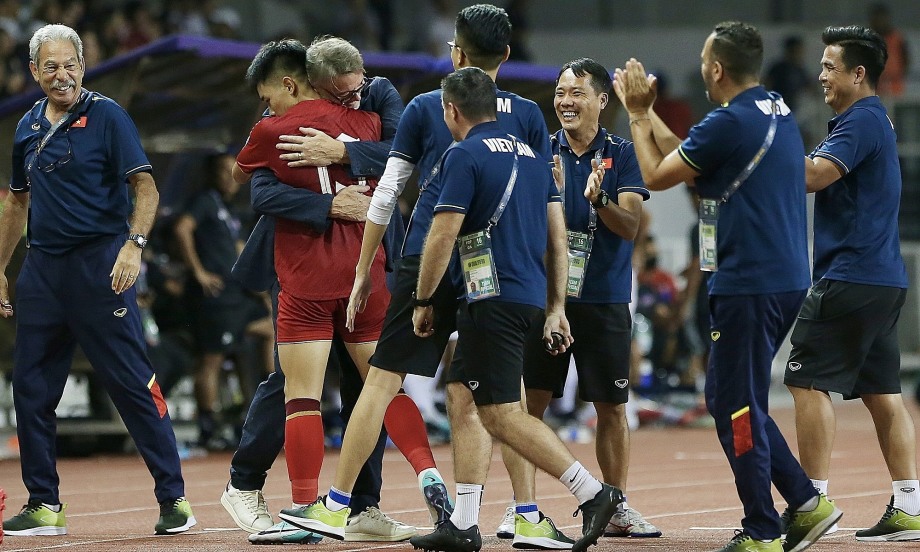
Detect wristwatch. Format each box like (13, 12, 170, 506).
(127, 233, 147, 249)
(592, 189, 609, 209)
(411, 291, 433, 308)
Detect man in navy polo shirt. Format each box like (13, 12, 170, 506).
(615, 21, 841, 552)
(407, 66, 622, 552)
(0, 24, 194, 536)
(783, 25, 919, 542)
(523, 57, 660, 539)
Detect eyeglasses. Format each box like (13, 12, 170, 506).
(37, 129, 73, 173)
(324, 75, 372, 105)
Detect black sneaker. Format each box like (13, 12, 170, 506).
(410, 520, 481, 552)
(572, 484, 624, 552)
(779, 505, 792, 536)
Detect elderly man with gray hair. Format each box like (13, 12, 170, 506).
(0, 23, 195, 537)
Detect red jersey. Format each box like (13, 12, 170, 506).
(237, 99, 386, 300)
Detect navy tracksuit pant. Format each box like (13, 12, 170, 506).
(705, 291, 817, 540)
(229, 281, 387, 513)
(13, 236, 185, 504)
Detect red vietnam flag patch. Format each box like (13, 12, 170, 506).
(71, 116, 87, 128)
(731, 405, 753, 457)
(600, 158, 613, 169)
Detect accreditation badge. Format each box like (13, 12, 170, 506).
(566, 230, 593, 298)
(698, 199, 719, 272)
(457, 229, 500, 301)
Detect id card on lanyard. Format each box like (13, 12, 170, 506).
(457, 135, 520, 302)
(561, 150, 603, 297)
(698, 93, 779, 272)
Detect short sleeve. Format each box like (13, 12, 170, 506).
(612, 141, 649, 199)
(236, 120, 275, 173)
(811, 109, 879, 175)
(103, 101, 151, 179)
(677, 108, 739, 176)
(434, 148, 476, 214)
(10, 116, 30, 192)
(389, 98, 423, 163)
(525, 104, 552, 161)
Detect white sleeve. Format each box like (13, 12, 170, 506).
(367, 157, 415, 226)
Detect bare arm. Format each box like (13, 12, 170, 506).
(412, 211, 464, 338)
(0, 191, 29, 316)
(804, 156, 845, 193)
(543, 202, 573, 354)
(614, 60, 699, 191)
(583, 160, 644, 240)
(110, 171, 158, 294)
(174, 214, 224, 297)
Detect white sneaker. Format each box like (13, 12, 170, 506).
(345, 506, 417, 542)
(496, 502, 515, 539)
(220, 482, 274, 533)
(604, 506, 662, 537)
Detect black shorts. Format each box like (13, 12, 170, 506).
(369, 255, 460, 377)
(448, 300, 542, 406)
(522, 302, 632, 404)
(784, 279, 907, 399)
(191, 284, 268, 353)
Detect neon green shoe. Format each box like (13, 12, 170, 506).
(155, 497, 197, 534)
(4, 500, 67, 536)
(855, 497, 920, 542)
(279, 497, 350, 540)
(782, 494, 842, 552)
(715, 530, 782, 551)
(512, 512, 575, 550)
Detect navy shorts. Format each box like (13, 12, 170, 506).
(449, 300, 542, 406)
(369, 255, 460, 377)
(785, 279, 906, 399)
(523, 302, 631, 404)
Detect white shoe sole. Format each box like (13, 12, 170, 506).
(157, 516, 197, 534)
(4, 526, 67, 536)
(345, 531, 416, 542)
(856, 529, 920, 542)
(277, 513, 345, 540)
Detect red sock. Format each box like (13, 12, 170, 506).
(285, 398, 323, 504)
(383, 392, 436, 474)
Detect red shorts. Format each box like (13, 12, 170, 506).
(276, 288, 390, 343)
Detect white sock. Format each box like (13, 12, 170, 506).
(325, 487, 351, 512)
(560, 461, 603, 505)
(42, 503, 62, 512)
(798, 494, 820, 511)
(292, 502, 309, 509)
(515, 502, 540, 523)
(450, 483, 482, 530)
(893, 479, 920, 515)
(810, 479, 828, 496)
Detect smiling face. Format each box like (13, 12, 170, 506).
(30, 39, 84, 114)
(554, 68, 605, 140)
(819, 45, 857, 114)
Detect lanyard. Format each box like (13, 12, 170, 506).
(720, 92, 778, 203)
(487, 135, 521, 229)
(25, 90, 90, 182)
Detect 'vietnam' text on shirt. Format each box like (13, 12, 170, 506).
(480, 138, 537, 158)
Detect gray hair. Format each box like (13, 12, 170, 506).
(305, 36, 363, 83)
(29, 24, 84, 67)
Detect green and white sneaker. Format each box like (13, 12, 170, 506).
(716, 530, 782, 551)
(4, 500, 67, 536)
(782, 494, 842, 552)
(855, 496, 920, 542)
(155, 497, 197, 535)
(512, 512, 575, 550)
(248, 520, 323, 544)
(279, 497, 350, 540)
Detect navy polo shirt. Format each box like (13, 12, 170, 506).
(394, 88, 551, 257)
(435, 122, 560, 309)
(678, 86, 810, 296)
(810, 96, 907, 288)
(553, 128, 649, 304)
(11, 89, 150, 254)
